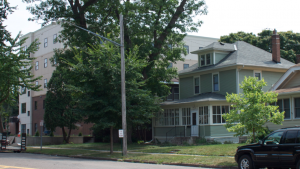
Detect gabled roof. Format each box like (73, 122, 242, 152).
(179, 41, 295, 75)
(191, 42, 236, 54)
(161, 93, 226, 106)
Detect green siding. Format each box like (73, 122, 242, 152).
(284, 72, 300, 89)
(180, 76, 194, 99)
(200, 73, 212, 93)
(210, 125, 235, 137)
(265, 119, 300, 131)
(154, 127, 173, 137)
(262, 71, 284, 91)
(199, 126, 211, 137)
(214, 53, 227, 64)
(216, 69, 236, 95)
(239, 70, 253, 93)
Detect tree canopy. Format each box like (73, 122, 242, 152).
(220, 30, 300, 63)
(224, 77, 284, 142)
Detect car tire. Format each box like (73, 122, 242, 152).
(238, 155, 253, 169)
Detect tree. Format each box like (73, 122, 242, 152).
(223, 77, 285, 142)
(0, 0, 41, 133)
(44, 61, 82, 143)
(65, 42, 161, 153)
(220, 30, 300, 63)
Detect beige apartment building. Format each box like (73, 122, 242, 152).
(18, 22, 218, 136)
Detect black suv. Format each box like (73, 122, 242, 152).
(235, 127, 300, 169)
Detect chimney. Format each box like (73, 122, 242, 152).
(296, 54, 300, 64)
(272, 29, 281, 63)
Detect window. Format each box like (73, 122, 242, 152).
(254, 71, 262, 80)
(206, 53, 211, 65)
(53, 34, 57, 44)
(284, 130, 297, 144)
(54, 58, 57, 65)
(168, 63, 173, 69)
(21, 87, 26, 94)
(28, 91, 30, 97)
(167, 88, 173, 100)
(44, 58, 47, 68)
(34, 101, 37, 110)
(27, 111, 30, 116)
(35, 61, 39, 70)
(184, 45, 189, 54)
(183, 64, 189, 69)
(295, 98, 300, 118)
(35, 123, 37, 132)
(174, 87, 179, 100)
(213, 106, 229, 124)
(44, 79, 47, 88)
(44, 38, 48, 47)
(182, 108, 191, 125)
(35, 81, 39, 87)
(194, 77, 200, 94)
(213, 73, 219, 92)
(21, 103, 26, 114)
(200, 55, 205, 66)
(199, 106, 209, 124)
(27, 129, 29, 135)
(160, 109, 179, 126)
(273, 99, 290, 119)
(43, 100, 45, 109)
(21, 124, 26, 134)
(264, 131, 284, 145)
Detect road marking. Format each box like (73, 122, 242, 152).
(0, 165, 36, 169)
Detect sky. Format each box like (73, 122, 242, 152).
(4, 0, 300, 39)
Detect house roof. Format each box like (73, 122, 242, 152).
(179, 41, 295, 75)
(161, 93, 226, 106)
(191, 42, 236, 54)
(271, 64, 300, 91)
(275, 86, 300, 94)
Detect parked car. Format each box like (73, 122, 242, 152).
(235, 127, 300, 169)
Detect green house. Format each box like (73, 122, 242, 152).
(152, 31, 295, 143)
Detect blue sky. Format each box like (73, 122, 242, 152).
(4, 0, 300, 39)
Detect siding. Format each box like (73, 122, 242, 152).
(210, 125, 235, 137)
(154, 126, 185, 137)
(199, 126, 211, 137)
(214, 53, 227, 64)
(217, 69, 236, 96)
(283, 72, 300, 89)
(265, 119, 300, 131)
(239, 70, 253, 93)
(200, 73, 212, 93)
(180, 76, 194, 99)
(262, 71, 284, 92)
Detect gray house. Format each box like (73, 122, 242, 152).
(152, 30, 295, 143)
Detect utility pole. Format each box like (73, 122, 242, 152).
(120, 14, 127, 156)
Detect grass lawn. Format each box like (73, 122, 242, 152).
(43, 142, 244, 156)
(26, 148, 237, 167)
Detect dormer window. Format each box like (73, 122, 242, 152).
(200, 53, 213, 67)
(206, 54, 211, 65)
(201, 55, 205, 65)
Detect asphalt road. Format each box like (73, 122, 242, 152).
(0, 153, 211, 169)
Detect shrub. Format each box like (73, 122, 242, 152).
(49, 131, 54, 137)
(223, 140, 233, 144)
(35, 131, 40, 137)
(78, 132, 82, 136)
(155, 138, 161, 144)
(137, 140, 144, 144)
(208, 140, 221, 145)
(195, 137, 207, 144)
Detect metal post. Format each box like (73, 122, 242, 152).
(40, 126, 42, 150)
(120, 14, 127, 156)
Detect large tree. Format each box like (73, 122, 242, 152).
(0, 0, 41, 133)
(220, 30, 300, 63)
(224, 77, 284, 142)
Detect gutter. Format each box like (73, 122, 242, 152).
(277, 91, 300, 96)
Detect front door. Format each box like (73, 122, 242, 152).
(191, 112, 198, 136)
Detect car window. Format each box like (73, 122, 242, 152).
(264, 131, 284, 145)
(284, 131, 297, 144)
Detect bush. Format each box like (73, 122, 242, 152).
(195, 137, 207, 144)
(35, 131, 40, 137)
(78, 132, 82, 136)
(137, 140, 144, 144)
(208, 140, 222, 145)
(247, 127, 273, 144)
(155, 138, 161, 144)
(49, 131, 54, 137)
(223, 140, 233, 144)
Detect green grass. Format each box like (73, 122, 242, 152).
(42, 142, 244, 156)
(26, 148, 237, 167)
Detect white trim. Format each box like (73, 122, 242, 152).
(212, 72, 220, 92)
(253, 70, 262, 80)
(213, 52, 216, 64)
(193, 76, 200, 95)
(271, 66, 300, 91)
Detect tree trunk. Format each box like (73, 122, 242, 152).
(62, 127, 67, 143)
(0, 115, 3, 133)
(110, 126, 113, 154)
(66, 129, 72, 143)
(253, 128, 256, 142)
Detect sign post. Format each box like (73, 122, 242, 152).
(119, 129, 123, 156)
(40, 120, 43, 150)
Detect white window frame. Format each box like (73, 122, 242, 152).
(44, 38, 48, 48)
(212, 72, 220, 92)
(200, 54, 205, 66)
(35, 81, 39, 86)
(44, 58, 48, 68)
(199, 106, 209, 125)
(44, 79, 47, 88)
(183, 64, 189, 69)
(53, 34, 57, 44)
(273, 98, 291, 119)
(253, 70, 262, 80)
(35, 61, 39, 70)
(182, 108, 191, 125)
(212, 105, 230, 124)
(194, 76, 200, 95)
(206, 53, 212, 65)
(184, 45, 189, 54)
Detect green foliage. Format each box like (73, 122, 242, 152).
(220, 30, 300, 63)
(195, 137, 207, 144)
(35, 131, 40, 137)
(78, 132, 82, 137)
(247, 127, 273, 143)
(223, 141, 233, 144)
(49, 131, 54, 137)
(137, 140, 144, 144)
(224, 77, 284, 141)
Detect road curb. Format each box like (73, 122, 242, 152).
(25, 152, 238, 169)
